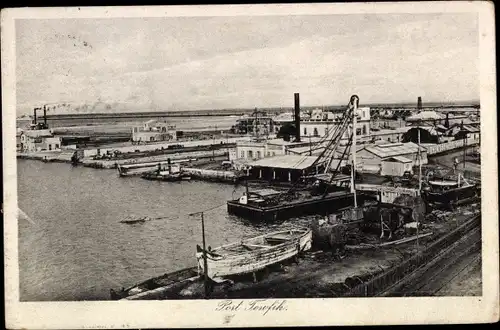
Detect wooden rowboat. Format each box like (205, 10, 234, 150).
(196, 227, 312, 278)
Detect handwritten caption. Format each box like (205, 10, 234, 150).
(215, 299, 288, 316)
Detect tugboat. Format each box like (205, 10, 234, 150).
(422, 173, 479, 209)
(140, 162, 191, 182)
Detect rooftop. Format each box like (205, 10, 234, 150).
(406, 111, 444, 121)
(383, 156, 413, 163)
(361, 142, 426, 158)
(22, 129, 53, 138)
(249, 155, 318, 170)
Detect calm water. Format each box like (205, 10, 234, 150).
(17, 160, 307, 301)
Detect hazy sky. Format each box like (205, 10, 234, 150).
(16, 14, 479, 111)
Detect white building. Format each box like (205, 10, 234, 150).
(19, 129, 61, 152)
(132, 119, 177, 143)
(300, 107, 371, 139)
(231, 137, 323, 161)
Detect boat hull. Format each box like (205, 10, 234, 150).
(196, 228, 312, 278)
(423, 184, 478, 206)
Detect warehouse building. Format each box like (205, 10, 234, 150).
(247, 155, 320, 182)
(356, 142, 427, 173)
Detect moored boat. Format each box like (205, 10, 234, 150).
(119, 216, 151, 224)
(141, 170, 191, 181)
(195, 227, 312, 279)
(422, 175, 478, 208)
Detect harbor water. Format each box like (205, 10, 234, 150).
(17, 160, 307, 301)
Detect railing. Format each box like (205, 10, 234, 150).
(343, 214, 480, 297)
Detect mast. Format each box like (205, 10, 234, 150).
(351, 100, 358, 208)
(418, 127, 422, 192)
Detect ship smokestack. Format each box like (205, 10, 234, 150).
(294, 93, 301, 142)
(33, 108, 37, 125)
(43, 105, 47, 126)
(417, 96, 422, 111)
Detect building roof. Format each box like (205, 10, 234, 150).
(383, 156, 413, 163)
(249, 155, 318, 170)
(461, 124, 480, 133)
(22, 129, 53, 138)
(406, 111, 444, 121)
(361, 142, 426, 158)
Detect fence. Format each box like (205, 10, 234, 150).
(344, 214, 480, 297)
(425, 138, 479, 155)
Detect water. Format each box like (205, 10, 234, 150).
(17, 160, 309, 301)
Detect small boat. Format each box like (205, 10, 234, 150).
(141, 171, 184, 181)
(119, 216, 151, 224)
(195, 227, 312, 278)
(422, 174, 478, 208)
(110, 267, 199, 300)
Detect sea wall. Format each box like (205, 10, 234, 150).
(82, 150, 229, 169)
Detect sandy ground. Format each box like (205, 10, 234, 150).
(435, 252, 482, 296)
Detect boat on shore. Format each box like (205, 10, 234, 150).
(110, 267, 199, 300)
(196, 227, 312, 279)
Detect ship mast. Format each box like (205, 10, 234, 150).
(351, 99, 358, 208)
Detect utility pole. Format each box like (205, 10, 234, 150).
(351, 107, 358, 208)
(189, 211, 209, 298)
(308, 134, 312, 156)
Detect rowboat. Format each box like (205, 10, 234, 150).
(110, 267, 199, 300)
(119, 216, 151, 224)
(196, 227, 312, 278)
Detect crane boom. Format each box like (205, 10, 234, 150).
(309, 95, 359, 174)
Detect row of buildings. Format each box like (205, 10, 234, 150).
(16, 119, 178, 153)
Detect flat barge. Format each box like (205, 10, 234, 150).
(227, 189, 373, 221)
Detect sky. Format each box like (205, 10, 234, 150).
(16, 13, 479, 113)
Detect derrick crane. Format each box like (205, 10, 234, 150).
(308, 94, 360, 176)
(264, 95, 361, 205)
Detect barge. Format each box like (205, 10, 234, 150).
(227, 188, 372, 221)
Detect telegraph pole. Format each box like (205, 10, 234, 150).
(351, 107, 358, 208)
(189, 211, 209, 298)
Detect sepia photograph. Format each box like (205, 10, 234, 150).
(3, 2, 498, 328)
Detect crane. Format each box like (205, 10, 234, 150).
(264, 95, 361, 205)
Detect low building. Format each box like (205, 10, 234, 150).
(19, 129, 61, 152)
(132, 119, 177, 143)
(248, 155, 319, 182)
(356, 142, 428, 173)
(380, 156, 414, 177)
(231, 137, 323, 161)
